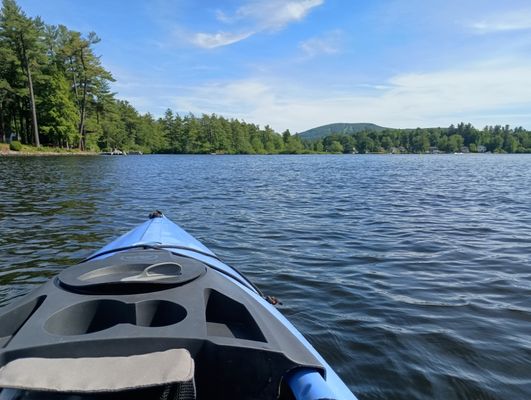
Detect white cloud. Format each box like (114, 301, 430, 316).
(355, 83, 392, 91)
(163, 60, 531, 132)
(191, 0, 324, 48)
(235, 0, 324, 31)
(215, 10, 233, 24)
(191, 31, 254, 49)
(169, 81, 274, 118)
(299, 30, 341, 58)
(469, 9, 531, 33)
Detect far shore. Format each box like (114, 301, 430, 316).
(1, 144, 528, 157)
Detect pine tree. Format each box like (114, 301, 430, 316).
(0, 0, 43, 146)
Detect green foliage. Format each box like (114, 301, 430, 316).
(447, 134, 464, 152)
(328, 141, 344, 153)
(0, 0, 113, 150)
(412, 132, 430, 153)
(37, 71, 78, 146)
(306, 123, 531, 154)
(9, 140, 21, 150)
(503, 135, 518, 153)
(156, 112, 288, 154)
(0, 0, 47, 146)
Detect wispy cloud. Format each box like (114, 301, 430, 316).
(191, 0, 324, 48)
(191, 31, 254, 49)
(232, 0, 324, 31)
(299, 30, 341, 58)
(469, 9, 531, 33)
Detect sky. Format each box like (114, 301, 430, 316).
(17, 0, 531, 133)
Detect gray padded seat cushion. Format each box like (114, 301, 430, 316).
(0, 349, 194, 392)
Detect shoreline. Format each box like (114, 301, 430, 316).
(0, 150, 98, 157)
(2, 151, 528, 157)
(1, 145, 528, 157)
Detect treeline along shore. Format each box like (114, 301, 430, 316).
(311, 123, 531, 154)
(1, 0, 530, 155)
(0, 0, 305, 155)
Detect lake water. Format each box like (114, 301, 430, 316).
(0, 154, 530, 399)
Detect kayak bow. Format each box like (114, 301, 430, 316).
(0, 214, 356, 400)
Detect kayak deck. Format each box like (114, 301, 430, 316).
(0, 215, 356, 400)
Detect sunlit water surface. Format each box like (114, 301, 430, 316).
(0, 154, 530, 399)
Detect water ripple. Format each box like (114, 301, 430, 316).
(1, 154, 531, 399)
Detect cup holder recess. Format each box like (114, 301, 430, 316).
(44, 300, 186, 336)
(0, 296, 46, 347)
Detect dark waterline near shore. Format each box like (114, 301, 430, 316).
(0, 147, 523, 157)
(0, 151, 97, 156)
(1, 154, 530, 399)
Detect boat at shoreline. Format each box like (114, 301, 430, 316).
(100, 149, 127, 155)
(0, 213, 356, 400)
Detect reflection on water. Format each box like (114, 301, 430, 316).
(1, 154, 531, 399)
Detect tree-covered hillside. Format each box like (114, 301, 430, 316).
(297, 123, 386, 140)
(307, 123, 531, 154)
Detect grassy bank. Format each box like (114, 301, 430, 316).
(0, 143, 96, 156)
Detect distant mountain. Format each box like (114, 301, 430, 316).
(297, 123, 387, 140)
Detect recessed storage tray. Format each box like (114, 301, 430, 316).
(44, 299, 186, 335)
(58, 250, 206, 294)
(206, 290, 266, 342)
(0, 296, 46, 347)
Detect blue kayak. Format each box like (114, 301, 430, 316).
(0, 213, 356, 400)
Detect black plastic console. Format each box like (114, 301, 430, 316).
(0, 249, 324, 400)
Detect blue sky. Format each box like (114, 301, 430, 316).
(17, 0, 531, 132)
